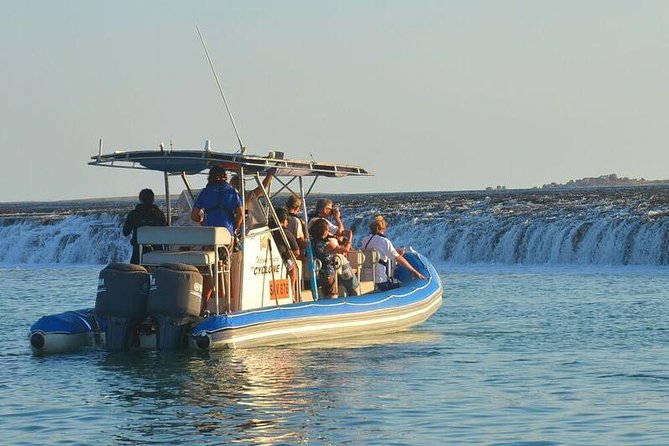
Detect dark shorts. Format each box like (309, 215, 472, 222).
(318, 272, 336, 297)
(378, 280, 400, 291)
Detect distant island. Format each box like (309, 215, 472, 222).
(485, 185, 508, 191)
(484, 173, 669, 192)
(540, 173, 669, 189)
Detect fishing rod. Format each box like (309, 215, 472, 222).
(196, 26, 246, 154)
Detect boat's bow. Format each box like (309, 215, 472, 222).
(191, 252, 442, 349)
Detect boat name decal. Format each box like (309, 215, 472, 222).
(252, 265, 281, 275)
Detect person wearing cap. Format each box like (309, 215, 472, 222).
(122, 188, 167, 264)
(191, 166, 243, 235)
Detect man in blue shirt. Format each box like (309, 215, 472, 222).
(191, 166, 243, 235)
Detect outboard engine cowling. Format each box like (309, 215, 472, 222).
(147, 263, 203, 350)
(95, 263, 150, 351)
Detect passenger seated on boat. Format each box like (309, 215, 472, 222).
(269, 208, 301, 300)
(359, 215, 426, 291)
(308, 198, 350, 241)
(230, 173, 272, 230)
(309, 218, 359, 298)
(285, 194, 307, 250)
(191, 166, 243, 313)
(122, 188, 167, 264)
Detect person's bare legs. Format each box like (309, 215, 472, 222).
(201, 273, 225, 313)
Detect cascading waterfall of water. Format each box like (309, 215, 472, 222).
(0, 214, 130, 265)
(342, 188, 669, 266)
(376, 213, 669, 265)
(2, 188, 669, 266)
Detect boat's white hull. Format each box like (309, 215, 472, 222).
(29, 331, 94, 354)
(195, 284, 442, 349)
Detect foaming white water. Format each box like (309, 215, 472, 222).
(2, 188, 669, 266)
(0, 214, 130, 265)
(431, 261, 669, 276)
(381, 213, 669, 266)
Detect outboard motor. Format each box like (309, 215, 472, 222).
(95, 263, 150, 351)
(147, 263, 203, 350)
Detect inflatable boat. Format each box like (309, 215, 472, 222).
(29, 147, 442, 354)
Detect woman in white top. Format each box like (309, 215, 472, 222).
(359, 215, 426, 290)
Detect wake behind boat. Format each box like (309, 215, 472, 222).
(29, 147, 443, 353)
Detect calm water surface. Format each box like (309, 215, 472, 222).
(1, 265, 669, 445)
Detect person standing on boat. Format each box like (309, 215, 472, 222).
(191, 166, 243, 315)
(230, 173, 272, 230)
(122, 188, 167, 264)
(309, 218, 359, 298)
(359, 215, 426, 291)
(190, 166, 243, 235)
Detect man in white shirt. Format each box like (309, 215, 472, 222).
(359, 215, 426, 290)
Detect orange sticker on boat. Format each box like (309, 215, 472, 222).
(270, 279, 290, 300)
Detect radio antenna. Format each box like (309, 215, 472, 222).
(196, 26, 246, 154)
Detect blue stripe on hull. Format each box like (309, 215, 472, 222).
(28, 253, 443, 352)
(29, 309, 101, 354)
(192, 253, 443, 339)
(199, 286, 442, 349)
(30, 309, 98, 335)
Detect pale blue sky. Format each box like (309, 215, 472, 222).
(1, 1, 668, 202)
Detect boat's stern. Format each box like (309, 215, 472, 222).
(29, 309, 99, 355)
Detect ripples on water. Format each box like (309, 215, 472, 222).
(2, 266, 669, 445)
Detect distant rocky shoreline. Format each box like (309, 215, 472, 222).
(540, 173, 669, 189)
(483, 173, 669, 192)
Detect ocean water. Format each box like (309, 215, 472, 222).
(2, 189, 669, 445)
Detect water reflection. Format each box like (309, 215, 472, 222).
(90, 330, 440, 444)
(292, 330, 441, 350)
(225, 348, 311, 444)
(92, 347, 314, 443)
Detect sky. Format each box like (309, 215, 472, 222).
(1, 1, 669, 202)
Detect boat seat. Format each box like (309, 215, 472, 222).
(359, 249, 379, 293)
(141, 250, 217, 266)
(137, 226, 232, 267)
(345, 251, 365, 295)
(360, 249, 379, 282)
(346, 250, 365, 269)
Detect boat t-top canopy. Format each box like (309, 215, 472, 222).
(89, 142, 371, 258)
(89, 145, 372, 178)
